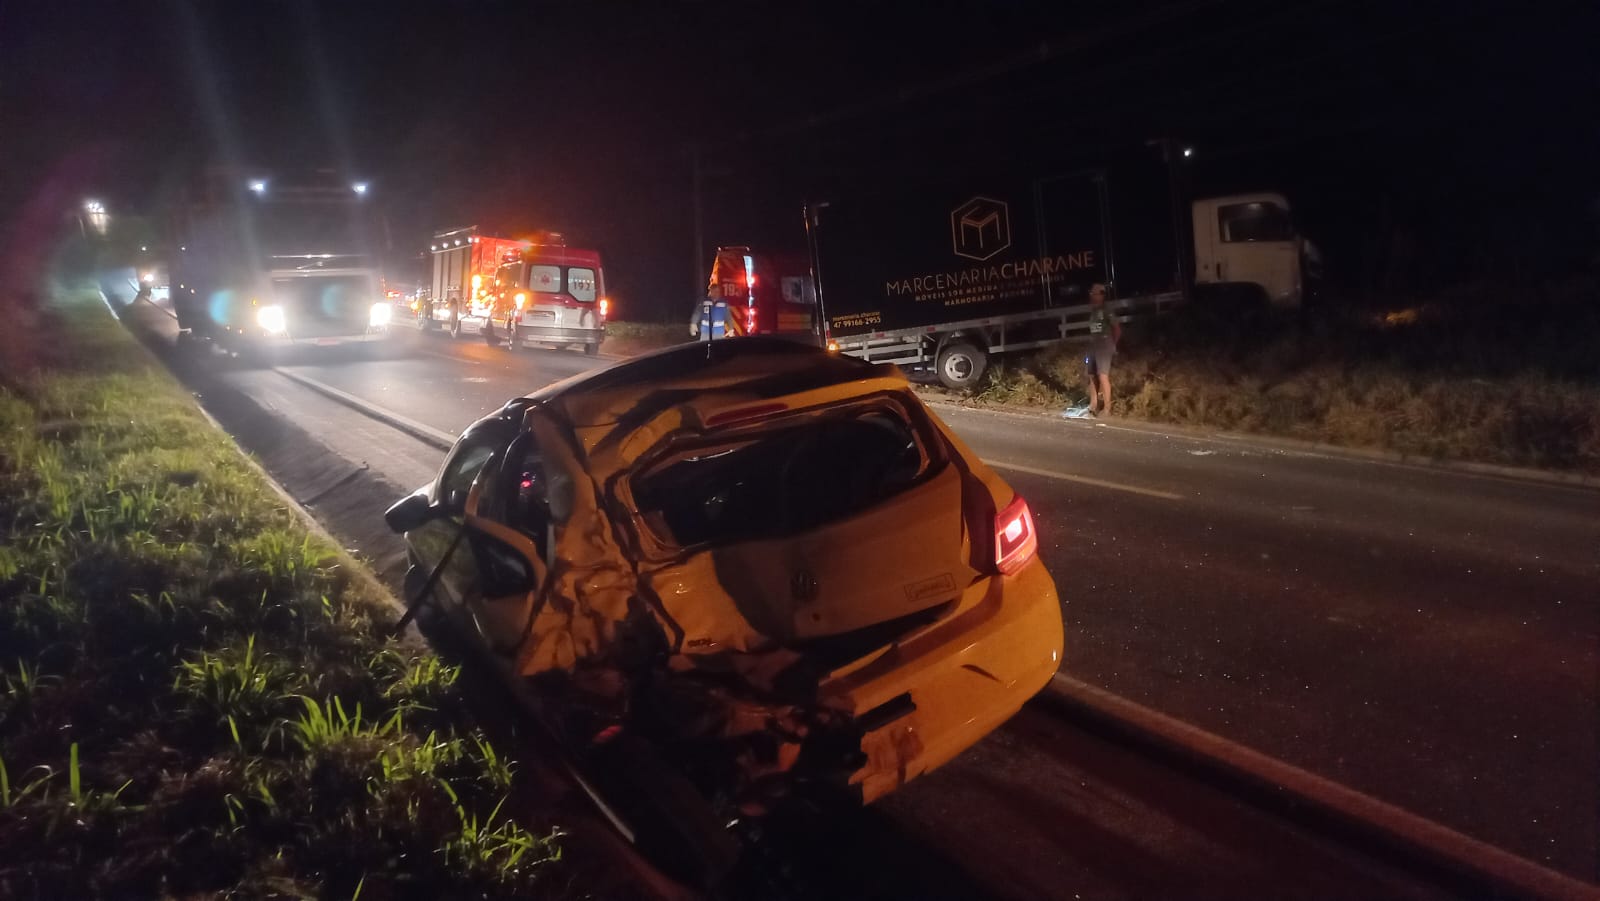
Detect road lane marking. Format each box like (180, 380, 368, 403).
(985, 460, 1184, 501)
(272, 367, 457, 450)
(419, 348, 481, 365)
(927, 398, 1600, 495)
(265, 372, 1191, 504)
(1044, 675, 1600, 901)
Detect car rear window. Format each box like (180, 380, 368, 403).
(631, 401, 938, 549)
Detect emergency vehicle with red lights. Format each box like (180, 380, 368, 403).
(706, 246, 818, 340)
(418, 226, 607, 354)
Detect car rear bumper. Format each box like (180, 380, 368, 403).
(818, 560, 1064, 804)
(510, 325, 605, 346)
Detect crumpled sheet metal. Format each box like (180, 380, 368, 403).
(499, 379, 942, 797)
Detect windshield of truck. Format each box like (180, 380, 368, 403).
(631, 402, 937, 549)
(250, 201, 382, 257)
(271, 274, 377, 317)
(1219, 201, 1295, 242)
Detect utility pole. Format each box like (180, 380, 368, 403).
(1159, 138, 1191, 293)
(691, 144, 705, 295)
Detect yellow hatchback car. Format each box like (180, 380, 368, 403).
(387, 338, 1062, 828)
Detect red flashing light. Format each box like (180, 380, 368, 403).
(994, 494, 1038, 575)
(705, 402, 788, 428)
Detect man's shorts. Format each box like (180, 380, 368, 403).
(1085, 343, 1114, 377)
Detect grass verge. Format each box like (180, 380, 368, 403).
(949, 284, 1600, 473)
(601, 321, 688, 357)
(0, 279, 569, 898)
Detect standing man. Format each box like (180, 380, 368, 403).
(1084, 283, 1121, 417)
(695, 286, 738, 341)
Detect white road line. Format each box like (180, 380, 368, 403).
(269, 369, 1189, 503)
(1046, 675, 1600, 901)
(419, 348, 481, 365)
(986, 460, 1185, 501)
(272, 367, 457, 450)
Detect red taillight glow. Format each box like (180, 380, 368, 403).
(994, 494, 1038, 575)
(704, 402, 788, 428)
(599, 297, 609, 317)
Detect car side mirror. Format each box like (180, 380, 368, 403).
(384, 493, 438, 534)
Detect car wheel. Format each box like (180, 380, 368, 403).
(935, 341, 987, 390)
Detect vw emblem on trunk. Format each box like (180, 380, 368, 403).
(791, 567, 819, 604)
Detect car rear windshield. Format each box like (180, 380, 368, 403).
(631, 400, 939, 549)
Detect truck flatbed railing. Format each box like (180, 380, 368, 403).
(832, 290, 1183, 368)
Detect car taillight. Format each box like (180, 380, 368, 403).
(994, 494, 1037, 575)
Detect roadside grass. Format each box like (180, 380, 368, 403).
(0, 279, 567, 898)
(958, 280, 1600, 473)
(601, 320, 687, 357)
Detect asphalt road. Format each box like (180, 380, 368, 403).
(254, 329, 1599, 881)
(111, 291, 1597, 893)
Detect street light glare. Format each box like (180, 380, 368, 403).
(352, 182, 369, 195)
(1182, 147, 1194, 158)
(248, 179, 267, 194)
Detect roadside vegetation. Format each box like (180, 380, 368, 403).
(958, 278, 1600, 473)
(601, 320, 688, 357)
(0, 280, 569, 897)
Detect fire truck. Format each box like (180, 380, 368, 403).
(417, 226, 607, 354)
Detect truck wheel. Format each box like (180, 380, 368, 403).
(936, 342, 987, 390)
(584, 341, 600, 356)
(447, 315, 461, 339)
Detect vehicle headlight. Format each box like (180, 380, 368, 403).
(369, 302, 392, 327)
(256, 304, 287, 334)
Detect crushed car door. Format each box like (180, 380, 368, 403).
(459, 432, 551, 657)
(417, 426, 509, 611)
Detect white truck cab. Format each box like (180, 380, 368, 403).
(1191, 192, 1303, 308)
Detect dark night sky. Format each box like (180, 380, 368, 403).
(3, 0, 1594, 318)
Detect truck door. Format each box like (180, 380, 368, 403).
(1192, 194, 1301, 307)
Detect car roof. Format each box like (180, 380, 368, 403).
(521, 338, 893, 427)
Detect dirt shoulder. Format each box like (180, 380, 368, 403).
(0, 277, 583, 898)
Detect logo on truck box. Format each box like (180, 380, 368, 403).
(951, 196, 1011, 261)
